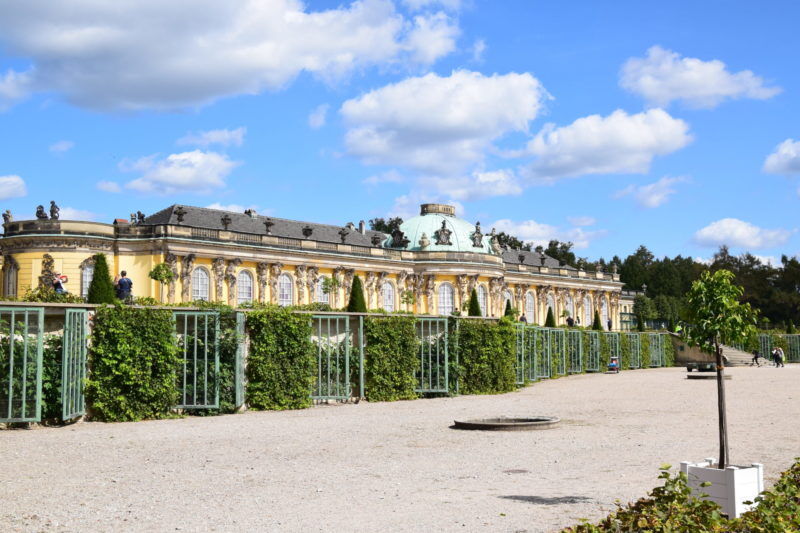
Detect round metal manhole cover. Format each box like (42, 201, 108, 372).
(452, 417, 560, 431)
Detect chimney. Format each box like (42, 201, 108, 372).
(358, 220, 366, 234)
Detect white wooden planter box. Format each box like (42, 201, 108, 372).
(680, 458, 764, 518)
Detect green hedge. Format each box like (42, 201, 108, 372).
(451, 317, 516, 394)
(41, 334, 63, 422)
(246, 307, 315, 410)
(363, 316, 418, 401)
(85, 306, 181, 421)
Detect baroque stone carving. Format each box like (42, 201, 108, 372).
(306, 266, 320, 301)
(220, 214, 232, 230)
(456, 274, 470, 308)
(332, 266, 346, 307)
(39, 253, 56, 288)
(0, 238, 113, 252)
(364, 271, 377, 307)
(256, 262, 269, 303)
(2, 210, 11, 224)
(136, 211, 146, 224)
(180, 254, 196, 302)
(433, 220, 452, 245)
(212, 257, 226, 302)
(268, 263, 283, 304)
(225, 259, 242, 305)
(418, 233, 430, 249)
(489, 228, 501, 254)
(338, 227, 349, 244)
(165, 253, 178, 303)
(263, 218, 274, 235)
(174, 206, 187, 223)
(294, 265, 307, 304)
(390, 228, 409, 248)
(302, 226, 313, 238)
(49, 201, 60, 220)
(371, 234, 383, 246)
(471, 222, 483, 247)
(35, 206, 48, 220)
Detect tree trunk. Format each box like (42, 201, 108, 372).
(716, 341, 729, 468)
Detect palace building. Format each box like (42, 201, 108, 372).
(0, 203, 632, 328)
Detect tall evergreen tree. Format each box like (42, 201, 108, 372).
(87, 253, 116, 304)
(545, 307, 556, 327)
(636, 314, 645, 332)
(467, 289, 482, 317)
(346, 275, 367, 312)
(592, 310, 603, 331)
(504, 300, 514, 318)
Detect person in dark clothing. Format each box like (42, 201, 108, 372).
(774, 347, 785, 368)
(566, 316, 575, 327)
(607, 318, 612, 331)
(751, 350, 762, 366)
(115, 271, 133, 300)
(52, 272, 67, 294)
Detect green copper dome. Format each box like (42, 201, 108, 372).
(387, 204, 496, 254)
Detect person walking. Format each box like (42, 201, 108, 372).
(52, 272, 67, 294)
(775, 346, 785, 368)
(751, 350, 762, 367)
(115, 270, 133, 301)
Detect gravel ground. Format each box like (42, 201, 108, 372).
(2, 365, 799, 533)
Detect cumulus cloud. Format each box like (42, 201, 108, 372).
(567, 216, 596, 227)
(362, 170, 406, 185)
(206, 202, 259, 213)
(694, 218, 792, 249)
(472, 39, 486, 62)
(388, 191, 464, 219)
(0, 175, 27, 200)
(342, 70, 549, 175)
(96, 181, 122, 193)
(177, 127, 246, 148)
(763, 139, 800, 175)
(422, 169, 523, 201)
(59, 207, 100, 221)
(614, 175, 688, 208)
(492, 218, 607, 250)
(0, 0, 458, 111)
(308, 104, 329, 130)
(49, 140, 75, 153)
(620, 46, 781, 109)
(524, 108, 692, 183)
(123, 150, 239, 195)
(403, 0, 462, 11)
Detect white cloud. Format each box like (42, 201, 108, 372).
(492, 218, 607, 250)
(694, 218, 793, 249)
(342, 70, 549, 175)
(763, 139, 800, 175)
(308, 104, 329, 130)
(567, 216, 596, 227)
(177, 127, 246, 148)
(49, 140, 75, 153)
(0, 175, 27, 200)
(0, 0, 458, 111)
(205, 202, 259, 213)
(96, 180, 122, 193)
(59, 207, 99, 221)
(614, 175, 688, 208)
(471, 39, 486, 62)
(753, 255, 779, 266)
(362, 170, 406, 185)
(0, 69, 31, 110)
(422, 168, 523, 201)
(388, 191, 464, 219)
(525, 108, 692, 183)
(402, 0, 462, 11)
(123, 150, 239, 195)
(620, 46, 781, 109)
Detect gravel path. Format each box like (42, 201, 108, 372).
(2, 365, 799, 533)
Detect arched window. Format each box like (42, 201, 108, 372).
(584, 296, 592, 326)
(278, 273, 293, 307)
(237, 270, 253, 304)
(316, 276, 330, 304)
(438, 283, 454, 316)
(525, 292, 536, 324)
(3, 261, 18, 298)
(503, 289, 513, 310)
(546, 293, 555, 319)
(565, 295, 574, 319)
(381, 281, 395, 312)
(601, 298, 609, 330)
(192, 267, 210, 301)
(81, 262, 95, 298)
(477, 285, 488, 317)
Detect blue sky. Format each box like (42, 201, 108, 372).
(1, 0, 798, 263)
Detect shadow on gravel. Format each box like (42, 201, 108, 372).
(499, 495, 593, 505)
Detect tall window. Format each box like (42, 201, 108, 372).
(477, 285, 487, 317)
(81, 263, 95, 298)
(503, 289, 513, 311)
(565, 295, 574, 319)
(438, 283, 454, 316)
(601, 298, 609, 330)
(237, 270, 253, 304)
(525, 292, 536, 324)
(316, 276, 330, 304)
(3, 262, 17, 298)
(278, 273, 293, 307)
(381, 281, 395, 312)
(584, 296, 592, 326)
(546, 293, 555, 319)
(192, 267, 210, 301)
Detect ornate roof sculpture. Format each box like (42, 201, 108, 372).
(394, 203, 496, 254)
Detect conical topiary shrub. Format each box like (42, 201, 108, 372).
(346, 275, 367, 313)
(787, 321, 796, 334)
(592, 310, 603, 331)
(545, 307, 556, 327)
(87, 253, 116, 304)
(467, 288, 482, 317)
(636, 314, 645, 332)
(504, 300, 515, 318)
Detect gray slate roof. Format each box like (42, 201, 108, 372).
(501, 249, 576, 270)
(143, 205, 386, 247)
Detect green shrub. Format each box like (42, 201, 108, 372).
(85, 305, 181, 421)
(246, 307, 315, 410)
(640, 332, 651, 367)
(467, 289, 482, 317)
(545, 307, 556, 327)
(346, 275, 367, 313)
(40, 334, 63, 422)
(663, 335, 676, 367)
(21, 286, 85, 304)
(504, 300, 515, 318)
(87, 253, 116, 304)
(363, 316, 418, 401)
(619, 332, 631, 369)
(592, 310, 602, 331)
(452, 317, 516, 394)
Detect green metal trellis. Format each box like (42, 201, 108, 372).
(786, 335, 800, 363)
(535, 327, 551, 379)
(0, 307, 44, 423)
(515, 326, 526, 385)
(415, 317, 448, 393)
(649, 333, 663, 367)
(62, 308, 88, 421)
(758, 334, 773, 361)
(585, 331, 600, 372)
(626, 333, 641, 369)
(174, 311, 220, 409)
(567, 330, 582, 373)
(604, 332, 620, 368)
(234, 311, 247, 409)
(524, 327, 538, 382)
(310, 315, 353, 401)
